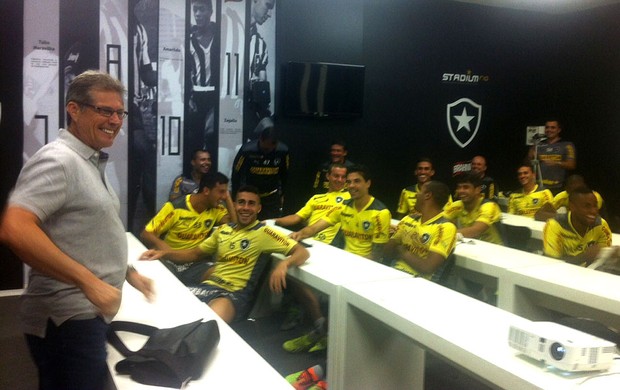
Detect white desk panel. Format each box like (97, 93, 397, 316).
(340, 277, 620, 390)
(499, 261, 620, 330)
(268, 225, 414, 390)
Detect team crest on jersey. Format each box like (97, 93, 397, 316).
(420, 233, 431, 244)
(446, 98, 482, 148)
(240, 239, 250, 250)
(336, 196, 344, 203)
(274, 158, 281, 165)
(362, 221, 371, 230)
(533, 199, 539, 205)
(204, 220, 213, 229)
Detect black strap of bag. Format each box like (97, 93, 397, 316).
(107, 319, 220, 388)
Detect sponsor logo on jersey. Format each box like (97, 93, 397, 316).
(446, 98, 482, 148)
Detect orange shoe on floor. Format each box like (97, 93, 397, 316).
(284, 365, 324, 390)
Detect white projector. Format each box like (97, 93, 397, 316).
(508, 321, 617, 372)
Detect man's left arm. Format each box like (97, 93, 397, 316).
(564, 143, 576, 170)
(396, 245, 447, 275)
(269, 243, 310, 293)
(126, 265, 154, 301)
(220, 191, 237, 224)
(460, 202, 499, 238)
(458, 221, 490, 239)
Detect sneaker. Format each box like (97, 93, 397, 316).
(308, 335, 328, 353)
(285, 365, 323, 390)
(308, 380, 328, 390)
(283, 332, 319, 353)
(280, 305, 303, 331)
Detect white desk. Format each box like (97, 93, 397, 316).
(288, 242, 411, 390)
(340, 277, 620, 390)
(108, 233, 293, 389)
(453, 238, 561, 292)
(499, 261, 620, 331)
(268, 225, 413, 390)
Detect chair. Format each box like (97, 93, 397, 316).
(431, 253, 456, 288)
(501, 224, 532, 251)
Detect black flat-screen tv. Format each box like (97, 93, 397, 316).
(283, 62, 365, 118)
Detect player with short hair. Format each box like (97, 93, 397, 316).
(142, 171, 235, 285)
(387, 180, 457, 280)
(169, 149, 212, 201)
(291, 165, 391, 261)
(508, 164, 553, 218)
(543, 186, 613, 266)
(396, 157, 436, 219)
(140, 185, 309, 323)
(444, 172, 503, 245)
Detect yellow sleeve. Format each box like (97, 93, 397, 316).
(396, 188, 410, 215)
(428, 222, 457, 259)
(372, 209, 392, 244)
(542, 219, 564, 258)
(144, 202, 175, 235)
(477, 202, 501, 226)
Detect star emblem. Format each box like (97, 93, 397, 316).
(453, 108, 475, 132)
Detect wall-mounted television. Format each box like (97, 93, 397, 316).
(283, 62, 365, 118)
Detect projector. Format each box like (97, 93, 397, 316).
(508, 321, 617, 372)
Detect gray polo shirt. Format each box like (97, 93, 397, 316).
(9, 129, 127, 337)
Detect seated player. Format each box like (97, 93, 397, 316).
(140, 185, 310, 323)
(386, 181, 457, 281)
(169, 149, 212, 201)
(444, 173, 503, 245)
(283, 165, 391, 353)
(543, 186, 613, 266)
(290, 165, 391, 262)
(508, 164, 553, 218)
(534, 174, 606, 221)
(274, 163, 350, 246)
(271, 163, 349, 351)
(141, 172, 235, 285)
(470, 155, 497, 200)
(395, 158, 436, 219)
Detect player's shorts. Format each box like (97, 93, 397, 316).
(188, 283, 252, 322)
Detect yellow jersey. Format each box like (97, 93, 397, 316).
(323, 196, 391, 257)
(392, 213, 457, 278)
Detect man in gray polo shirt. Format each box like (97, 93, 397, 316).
(0, 70, 153, 390)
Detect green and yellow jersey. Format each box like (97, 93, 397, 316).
(296, 189, 351, 244)
(552, 190, 604, 210)
(323, 196, 391, 257)
(508, 185, 553, 218)
(443, 198, 503, 245)
(199, 221, 297, 292)
(392, 213, 457, 278)
(543, 213, 611, 265)
(145, 195, 229, 249)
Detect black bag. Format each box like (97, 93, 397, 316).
(107, 319, 220, 388)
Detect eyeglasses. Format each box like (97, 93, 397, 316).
(77, 102, 128, 119)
